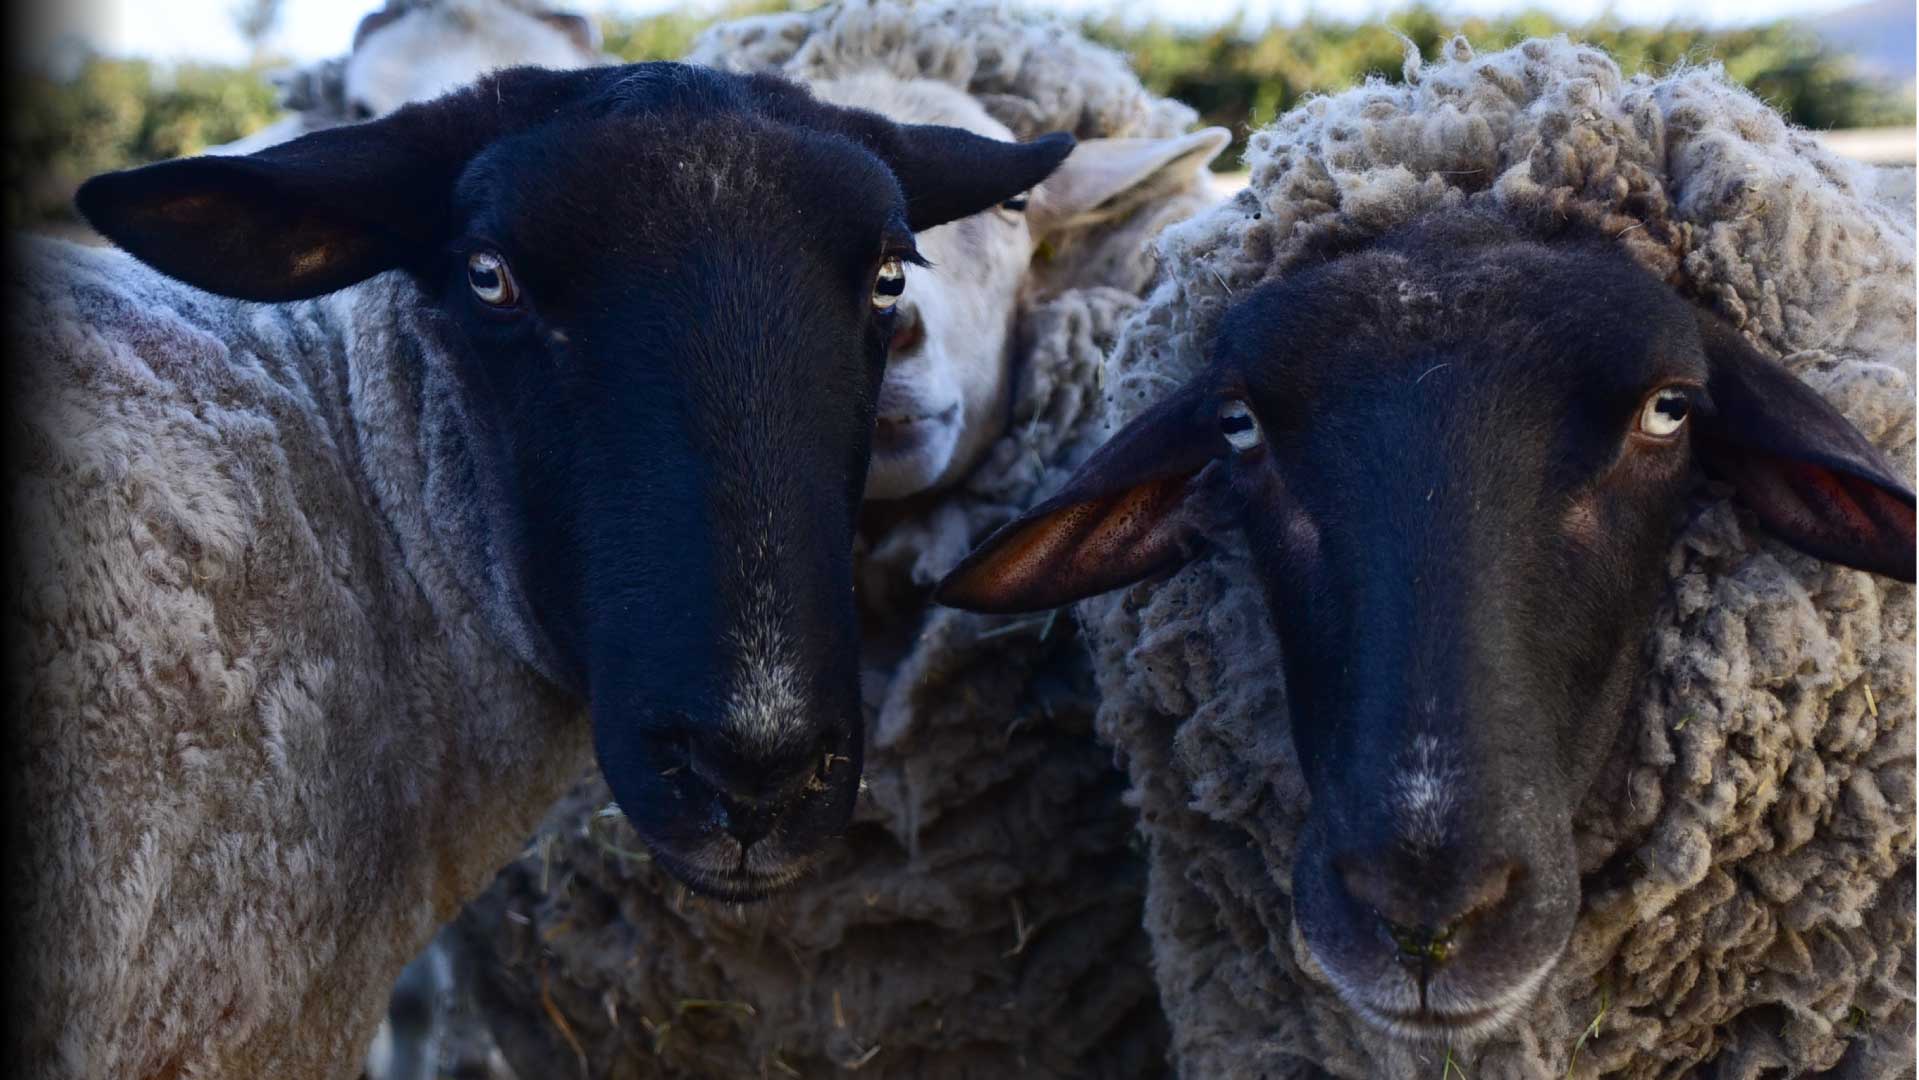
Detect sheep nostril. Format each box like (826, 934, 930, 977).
(715, 795, 776, 849)
(1384, 919, 1459, 968)
(1342, 854, 1525, 967)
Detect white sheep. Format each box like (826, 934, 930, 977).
(210, 0, 605, 155)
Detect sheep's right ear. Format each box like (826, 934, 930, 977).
(1695, 316, 1916, 582)
(1028, 127, 1232, 236)
(937, 383, 1223, 614)
(76, 67, 608, 302)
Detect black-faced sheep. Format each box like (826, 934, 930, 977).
(7, 62, 1068, 1080)
(444, 3, 1230, 1076)
(944, 36, 1916, 1080)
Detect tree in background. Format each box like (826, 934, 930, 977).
(232, 0, 288, 66)
(9, 2, 1912, 230)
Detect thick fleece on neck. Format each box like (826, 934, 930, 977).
(1084, 36, 1914, 1079)
(5, 240, 589, 1080)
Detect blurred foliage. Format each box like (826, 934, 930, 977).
(9, 1, 1913, 229)
(6, 58, 281, 229)
(1083, 7, 1916, 169)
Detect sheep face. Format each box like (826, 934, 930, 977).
(810, 74, 1231, 500)
(77, 62, 1073, 901)
(341, 1, 603, 121)
(939, 210, 1914, 1038)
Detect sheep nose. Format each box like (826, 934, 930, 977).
(687, 734, 818, 848)
(1338, 855, 1522, 968)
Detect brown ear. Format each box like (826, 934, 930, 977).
(1027, 127, 1231, 237)
(540, 12, 603, 55)
(937, 383, 1223, 613)
(1695, 315, 1915, 582)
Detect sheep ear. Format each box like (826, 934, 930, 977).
(1695, 316, 1916, 582)
(937, 383, 1222, 613)
(1028, 127, 1231, 236)
(75, 67, 610, 302)
(741, 73, 1075, 232)
(884, 127, 1077, 232)
(540, 12, 602, 55)
(352, 5, 406, 51)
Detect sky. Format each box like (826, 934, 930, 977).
(37, 0, 1874, 67)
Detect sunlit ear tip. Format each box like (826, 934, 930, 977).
(1029, 130, 1076, 161)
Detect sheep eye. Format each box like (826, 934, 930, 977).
(1001, 194, 1030, 212)
(1220, 399, 1263, 453)
(348, 101, 376, 121)
(467, 251, 518, 308)
(872, 257, 905, 312)
(1637, 387, 1691, 439)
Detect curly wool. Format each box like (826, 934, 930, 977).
(448, 5, 1227, 1076)
(5, 242, 590, 1080)
(1082, 36, 1916, 1079)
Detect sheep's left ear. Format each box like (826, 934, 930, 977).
(937, 382, 1223, 613)
(1695, 316, 1916, 582)
(1027, 127, 1231, 236)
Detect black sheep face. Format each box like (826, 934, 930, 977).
(939, 209, 1914, 1040)
(77, 62, 1074, 901)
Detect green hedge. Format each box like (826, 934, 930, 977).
(10, 2, 1911, 229)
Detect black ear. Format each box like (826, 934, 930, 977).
(875, 125, 1076, 232)
(1695, 315, 1916, 582)
(75, 65, 614, 302)
(744, 73, 1075, 233)
(937, 383, 1222, 613)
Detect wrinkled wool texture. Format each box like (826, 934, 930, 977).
(4, 241, 589, 1080)
(1081, 37, 1917, 1080)
(449, 4, 1221, 1076)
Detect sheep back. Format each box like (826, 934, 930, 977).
(6, 241, 585, 1080)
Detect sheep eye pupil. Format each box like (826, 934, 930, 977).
(466, 251, 516, 307)
(872, 257, 905, 310)
(1001, 195, 1029, 212)
(1639, 387, 1691, 438)
(1219, 401, 1263, 452)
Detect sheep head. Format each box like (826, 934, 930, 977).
(341, 0, 605, 121)
(809, 72, 1229, 501)
(939, 208, 1913, 1039)
(76, 62, 1074, 901)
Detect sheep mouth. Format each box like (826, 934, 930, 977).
(1359, 1002, 1509, 1043)
(645, 844, 817, 902)
(872, 403, 960, 455)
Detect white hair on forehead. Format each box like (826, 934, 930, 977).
(1390, 733, 1461, 855)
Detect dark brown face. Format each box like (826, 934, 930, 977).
(936, 210, 1914, 1038)
(1207, 230, 1714, 1039)
(76, 61, 1075, 902)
